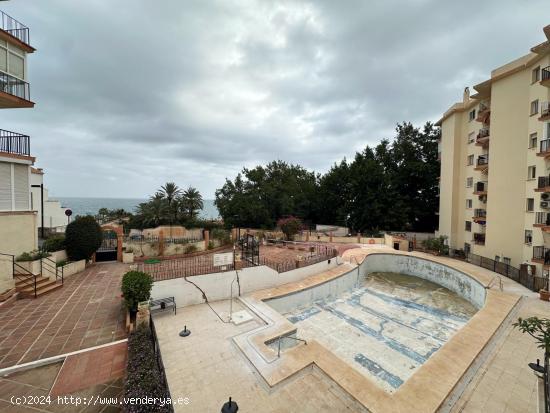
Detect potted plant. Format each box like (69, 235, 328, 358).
(121, 270, 153, 319)
(540, 272, 550, 301)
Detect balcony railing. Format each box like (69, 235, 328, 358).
(476, 155, 489, 167)
(538, 176, 550, 190)
(474, 181, 487, 194)
(0, 11, 29, 45)
(540, 139, 550, 154)
(474, 209, 487, 218)
(0, 71, 30, 101)
(0, 129, 30, 156)
(533, 246, 550, 263)
(542, 66, 550, 83)
(478, 128, 490, 139)
(473, 233, 485, 245)
(540, 102, 550, 119)
(535, 212, 550, 226)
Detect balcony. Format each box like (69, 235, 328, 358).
(0, 11, 33, 51)
(536, 176, 550, 192)
(475, 102, 490, 123)
(472, 208, 487, 223)
(539, 102, 550, 122)
(473, 181, 488, 196)
(474, 154, 489, 172)
(0, 71, 32, 108)
(0, 129, 30, 157)
(473, 233, 485, 245)
(534, 211, 550, 229)
(541, 66, 550, 87)
(532, 246, 550, 264)
(538, 138, 550, 158)
(475, 127, 490, 147)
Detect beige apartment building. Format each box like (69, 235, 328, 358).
(0, 10, 36, 293)
(437, 25, 550, 275)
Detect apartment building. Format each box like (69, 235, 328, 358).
(0, 10, 36, 293)
(437, 25, 550, 274)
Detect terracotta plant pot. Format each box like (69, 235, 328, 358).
(540, 289, 550, 301)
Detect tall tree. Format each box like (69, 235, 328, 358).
(159, 182, 181, 224)
(179, 187, 204, 220)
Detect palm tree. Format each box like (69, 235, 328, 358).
(159, 182, 182, 235)
(136, 197, 169, 227)
(179, 187, 204, 221)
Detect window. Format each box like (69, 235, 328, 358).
(525, 230, 533, 244)
(468, 109, 476, 121)
(0, 163, 29, 211)
(465, 221, 472, 232)
(531, 100, 539, 116)
(529, 132, 538, 149)
(527, 198, 535, 212)
(503, 257, 511, 265)
(528, 165, 537, 180)
(468, 132, 475, 143)
(464, 243, 471, 255)
(467, 154, 474, 166)
(0, 41, 25, 80)
(466, 177, 473, 188)
(533, 66, 541, 83)
(466, 199, 473, 209)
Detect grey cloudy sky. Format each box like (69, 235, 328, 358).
(1, 0, 549, 198)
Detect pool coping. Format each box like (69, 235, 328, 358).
(233, 248, 522, 413)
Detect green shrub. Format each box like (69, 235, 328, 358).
(211, 228, 231, 245)
(56, 260, 68, 268)
(121, 271, 153, 312)
(207, 241, 215, 250)
(42, 235, 66, 252)
(16, 250, 51, 262)
(422, 236, 449, 255)
(184, 244, 198, 254)
(65, 216, 103, 261)
(124, 325, 171, 412)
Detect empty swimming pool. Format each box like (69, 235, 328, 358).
(268, 271, 478, 393)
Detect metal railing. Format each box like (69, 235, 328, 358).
(541, 139, 550, 153)
(467, 252, 548, 292)
(542, 102, 550, 118)
(0, 71, 30, 101)
(0, 252, 37, 298)
(478, 127, 490, 139)
(476, 155, 489, 167)
(40, 255, 63, 285)
(124, 235, 203, 244)
(543, 66, 550, 82)
(0, 129, 30, 156)
(536, 212, 550, 226)
(539, 176, 550, 190)
(474, 181, 487, 193)
(478, 102, 489, 113)
(474, 209, 486, 218)
(533, 246, 550, 263)
(473, 233, 485, 244)
(0, 11, 30, 45)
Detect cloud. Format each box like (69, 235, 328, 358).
(0, 0, 548, 198)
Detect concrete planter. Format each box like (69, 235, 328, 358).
(136, 301, 150, 328)
(57, 259, 86, 280)
(123, 252, 134, 264)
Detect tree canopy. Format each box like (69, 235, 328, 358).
(215, 122, 440, 233)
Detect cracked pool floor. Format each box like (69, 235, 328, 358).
(283, 272, 478, 393)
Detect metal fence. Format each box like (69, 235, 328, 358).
(138, 244, 338, 281)
(149, 316, 174, 413)
(0, 10, 30, 45)
(467, 252, 547, 292)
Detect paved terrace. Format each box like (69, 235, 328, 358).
(0, 262, 128, 369)
(154, 248, 549, 412)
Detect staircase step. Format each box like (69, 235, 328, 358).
(15, 276, 51, 289)
(19, 280, 62, 298)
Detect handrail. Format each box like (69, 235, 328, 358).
(0, 252, 39, 297)
(277, 335, 307, 358)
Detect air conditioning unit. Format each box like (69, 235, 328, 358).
(541, 201, 550, 209)
(542, 193, 550, 201)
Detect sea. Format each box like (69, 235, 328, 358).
(56, 197, 219, 220)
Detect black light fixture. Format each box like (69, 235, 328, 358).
(221, 397, 238, 413)
(179, 325, 191, 337)
(528, 358, 545, 375)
